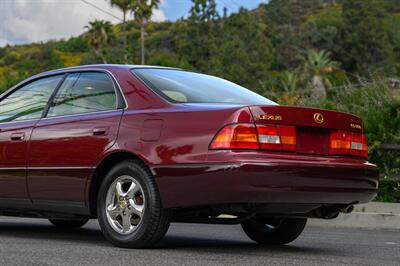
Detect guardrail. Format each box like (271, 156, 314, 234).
(381, 144, 400, 151)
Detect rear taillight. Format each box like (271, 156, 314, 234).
(211, 124, 368, 158)
(329, 130, 368, 157)
(209, 124, 259, 149)
(257, 125, 296, 151)
(210, 123, 296, 151)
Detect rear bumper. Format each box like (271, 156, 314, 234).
(152, 153, 379, 209)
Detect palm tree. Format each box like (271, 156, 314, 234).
(279, 71, 301, 105)
(85, 20, 115, 64)
(107, 0, 133, 63)
(302, 49, 339, 99)
(281, 71, 300, 94)
(130, 0, 160, 65)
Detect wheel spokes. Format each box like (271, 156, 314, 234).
(107, 204, 120, 220)
(126, 182, 140, 199)
(115, 181, 125, 198)
(129, 199, 144, 218)
(105, 175, 146, 235)
(121, 213, 132, 232)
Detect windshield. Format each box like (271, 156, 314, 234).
(132, 68, 277, 105)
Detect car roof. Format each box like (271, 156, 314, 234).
(37, 64, 180, 77)
(0, 64, 181, 99)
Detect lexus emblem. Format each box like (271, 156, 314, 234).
(313, 113, 324, 124)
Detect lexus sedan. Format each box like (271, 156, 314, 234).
(0, 65, 378, 248)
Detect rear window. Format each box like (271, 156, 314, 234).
(132, 68, 276, 105)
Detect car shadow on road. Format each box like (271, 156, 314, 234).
(159, 235, 332, 256)
(0, 220, 109, 246)
(0, 220, 341, 257)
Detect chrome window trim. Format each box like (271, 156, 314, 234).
(0, 68, 128, 126)
(40, 109, 123, 121)
(0, 109, 123, 125)
(0, 118, 41, 126)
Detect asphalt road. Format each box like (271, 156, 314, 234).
(0, 217, 398, 266)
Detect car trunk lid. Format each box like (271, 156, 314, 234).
(249, 105, 364, 156)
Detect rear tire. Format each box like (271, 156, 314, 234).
(97, 160, 171, 248)
(49, 219, 88, 228)
(241, 217, 307, 245)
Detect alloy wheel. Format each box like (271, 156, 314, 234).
(105, 175, 145, 235)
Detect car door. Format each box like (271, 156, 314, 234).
(0, 75, 64, 205)
(27, 71, 124, 208)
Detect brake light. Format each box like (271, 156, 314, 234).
(210, 123, 296, 151)
(209, 124, 259, 149)
(330, 130, 368, 157)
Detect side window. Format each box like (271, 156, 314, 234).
(47, 72, 117, 117)
(0, 75, 63, 123)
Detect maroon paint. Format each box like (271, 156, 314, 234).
(250, 105, 364, 132)
(27, 111, 123, 202)
(0, 65, 379, 215)
(0, 120, 37, 199)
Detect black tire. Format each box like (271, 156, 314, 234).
(97, 160, 171, 248)
(49, 219, 88, 228)
(241, 217, 307, 245)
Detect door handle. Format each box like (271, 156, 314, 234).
(93, 127, 109, 136)
(10, 132, 25, 141)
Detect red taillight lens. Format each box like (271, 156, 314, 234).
(210, 124, 296, 151)
(257, 125, 296, 151)
(329, 130, 368, 157)
(210, 124, 259, 149)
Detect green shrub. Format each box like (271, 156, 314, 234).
(376, 178, 400, 203)
(57, 37, 89, 53)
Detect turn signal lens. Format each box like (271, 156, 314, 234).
(330, 130, 368, 157)
(210, 124, 259, 149)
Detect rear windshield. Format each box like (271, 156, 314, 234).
(132, 68, 276, 105)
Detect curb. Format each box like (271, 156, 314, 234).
(308, 202, 400, 230)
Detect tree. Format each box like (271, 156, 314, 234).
(278, 71, 302, 105)
(188, 0, 219, 39)
(340, 0, 395, 74)
(264, 0, 334, 26)
(173, 0, 219, 71)
(189, 0, 219, 23)
(85, 20, 115, 64)
(302, 49, 339, 100)
(130, 0, 160, 65)
(173, 7, 274, 89)
(107, 0, 132, 63)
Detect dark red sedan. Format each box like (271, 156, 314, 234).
(0, 65, 378, 248)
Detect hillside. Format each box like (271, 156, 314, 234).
(1, 0, 399, 93)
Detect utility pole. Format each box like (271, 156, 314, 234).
(138, 0, 145, 65)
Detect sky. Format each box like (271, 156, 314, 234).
(0, 0, 266, 47)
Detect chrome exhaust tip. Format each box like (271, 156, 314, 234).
(340, 205, 354, 214)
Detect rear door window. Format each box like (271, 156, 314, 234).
(47, 72, 117, 117)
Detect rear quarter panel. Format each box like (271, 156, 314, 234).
(116, 105, 253, 165)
